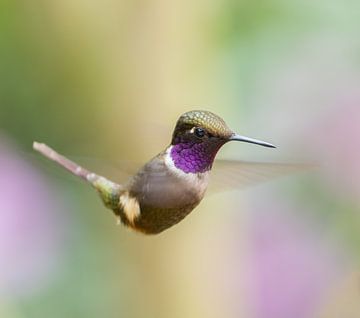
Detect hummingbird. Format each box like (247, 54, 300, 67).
(33, 110, 288, 235)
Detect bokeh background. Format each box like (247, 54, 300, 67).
(1, 1, 360, 317)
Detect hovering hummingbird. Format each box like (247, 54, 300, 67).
(34, 110, 298, 234)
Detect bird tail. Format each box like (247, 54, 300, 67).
(33, 142, 122, 212)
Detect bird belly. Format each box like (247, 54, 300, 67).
(132, 177, 207, 234)
(132, 203, 200, 234)
(119, 154, 209, 234)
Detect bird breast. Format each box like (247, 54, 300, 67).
(118, 150, 209, 234)
(126, 149, 210, 209)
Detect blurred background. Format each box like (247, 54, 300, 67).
(1, 0, 360, 317)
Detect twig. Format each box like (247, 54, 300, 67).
(33, 142, 98, 183)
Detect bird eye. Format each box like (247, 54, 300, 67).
(194, 127, 206, 138)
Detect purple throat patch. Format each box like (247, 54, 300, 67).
(170, 139, 225, 173)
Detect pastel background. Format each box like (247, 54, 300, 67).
(1, 1, 359, 317)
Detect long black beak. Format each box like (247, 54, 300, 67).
(229, 133, 276, 148)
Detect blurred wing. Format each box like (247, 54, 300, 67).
(209, 159, 311, 194)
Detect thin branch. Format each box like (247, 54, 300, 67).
(33, 142, 97, 182)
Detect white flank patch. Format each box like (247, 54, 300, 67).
(164, 146, 209, 195)
(119, 191, 141, 225)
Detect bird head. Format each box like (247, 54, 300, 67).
(169, 110, 275, 174)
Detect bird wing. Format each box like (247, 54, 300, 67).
(31, 144, 311, 196)
(73, 157, 310, 195)
(208, 159, 311, 194)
